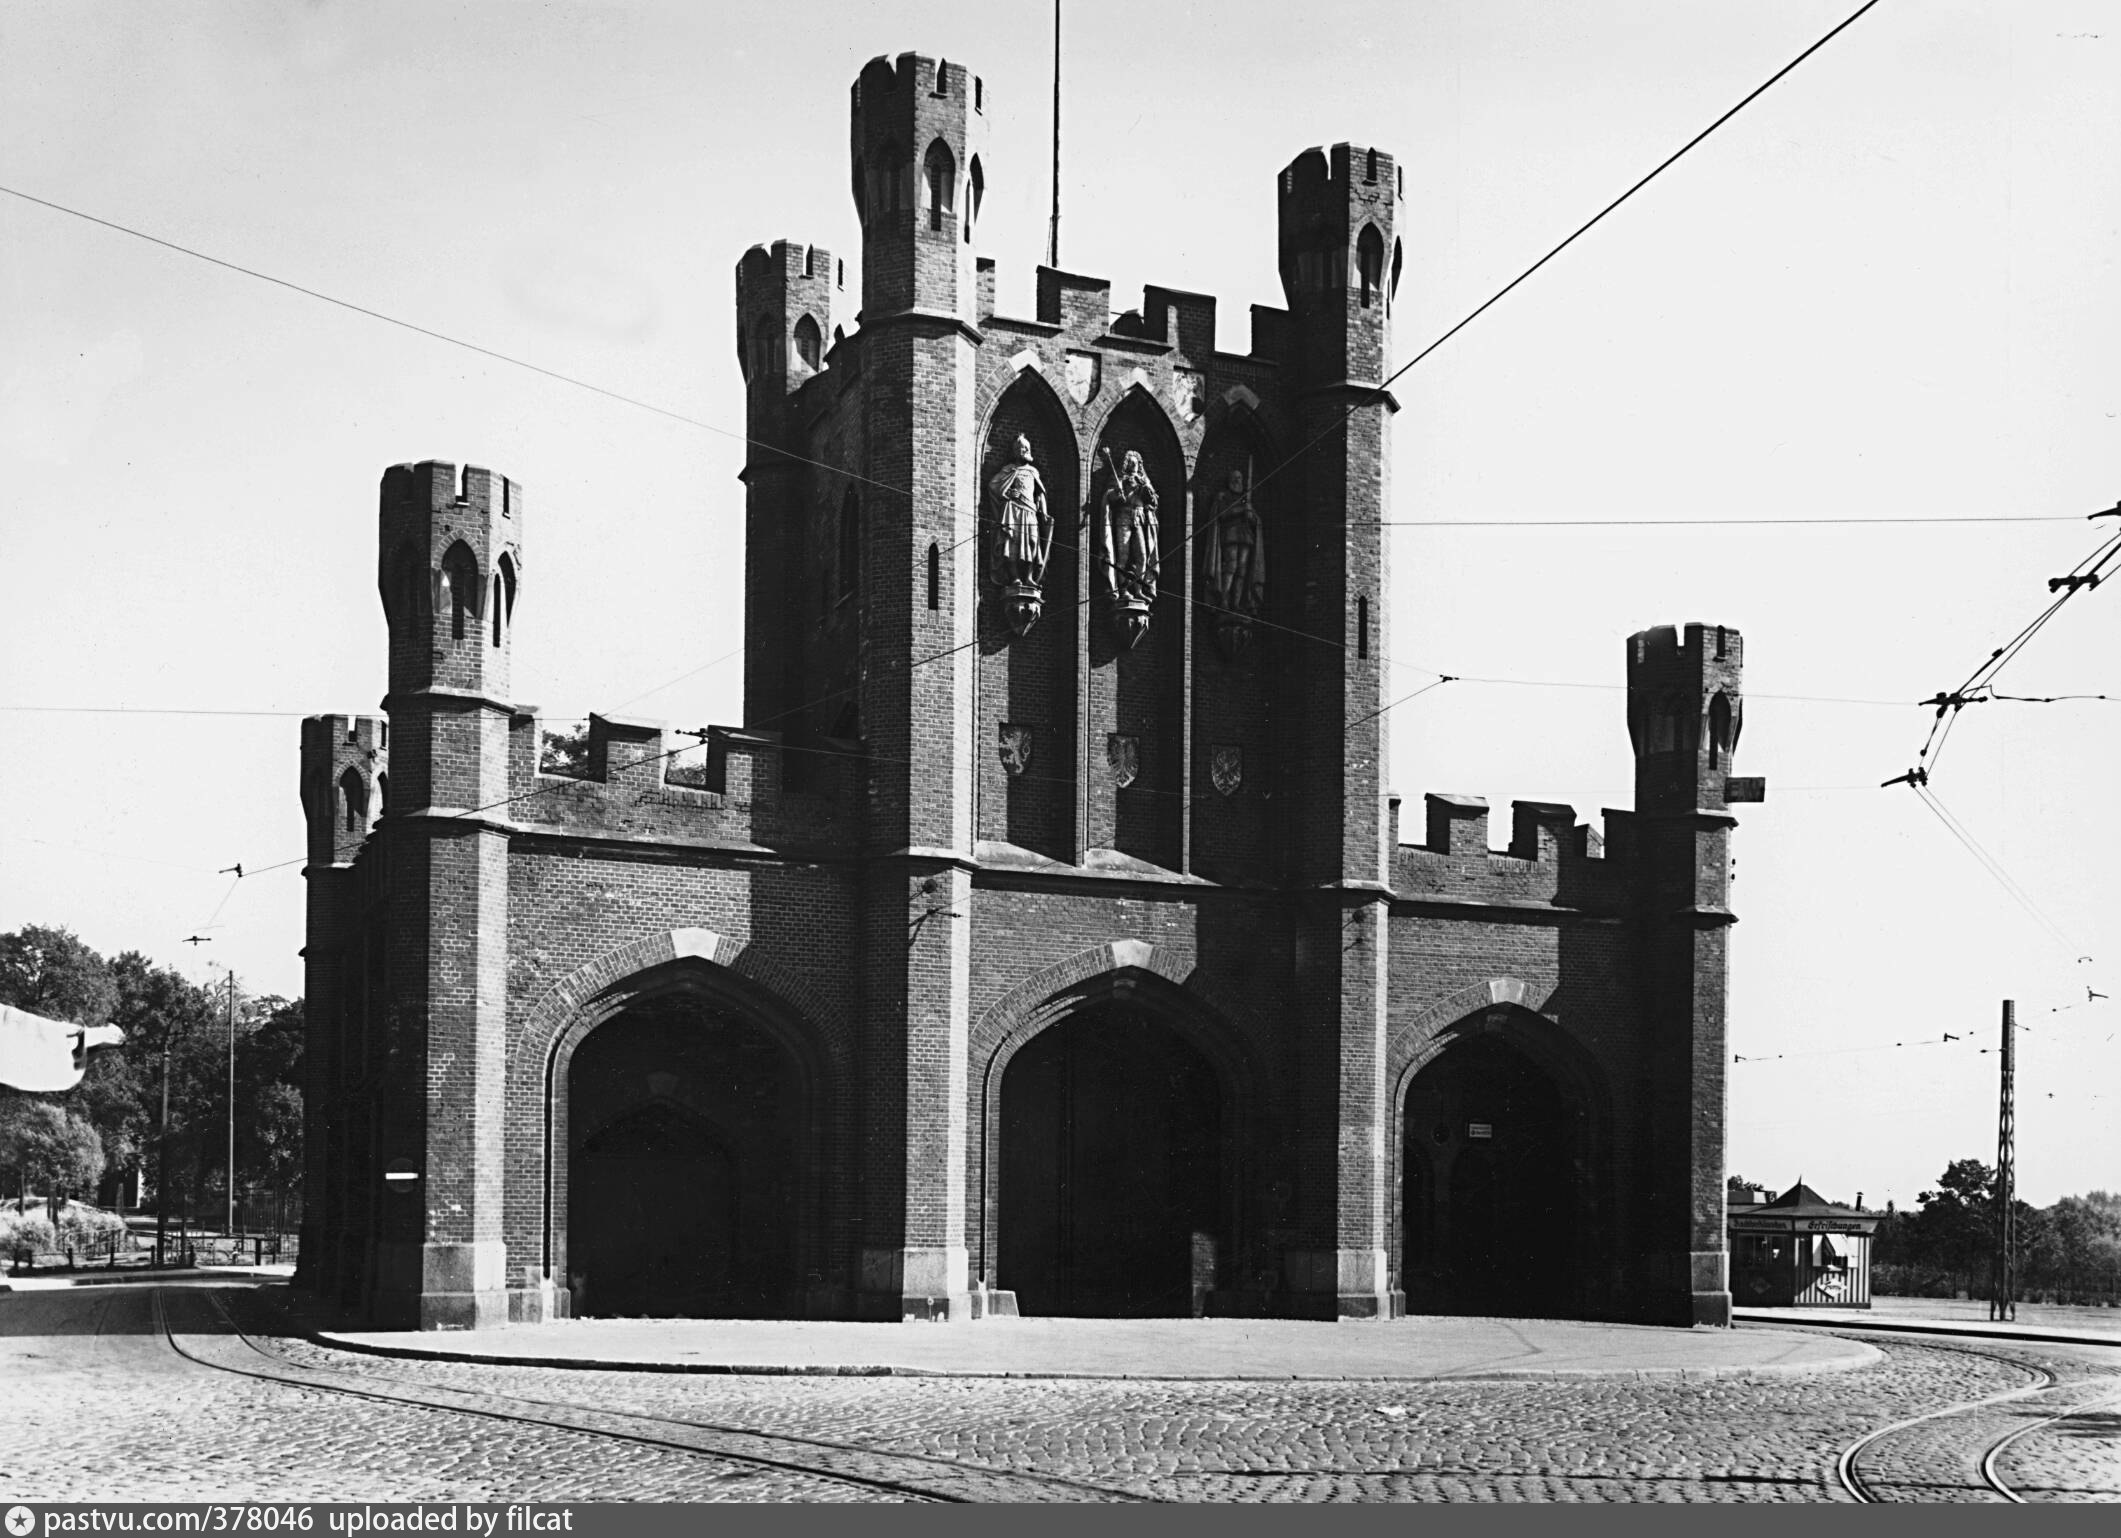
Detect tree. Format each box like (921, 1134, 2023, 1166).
(0, 926, 120, 1210)
(233, 996, 304, 1208)
(0, 925, 118, 1026)
(106, 952, 220, 1210)
(0, 1100, 105, 1207)
(1913, 1158, 1997, 1296)
(541, 723, 592, 779)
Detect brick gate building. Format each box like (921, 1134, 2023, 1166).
(297, 52, 1752, 1331)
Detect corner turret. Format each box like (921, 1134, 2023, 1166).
(736, 240, 841, 410)
(1628, 622, 1744, 815)
(1278, 143, 1403, 387)
(378, 461, 522, 706)
(1624, 620, 1748, 1329)
(300, 714, 388, 870)
(851, 53, 990, 323)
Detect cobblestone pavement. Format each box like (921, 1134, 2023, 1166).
(0, 1290, 888, 1503)
(1992, 1393, 2121, 1503)
(4, 1287, 2116, 1503)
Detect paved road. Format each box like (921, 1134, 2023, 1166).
(2, 1286, 2115, 1503)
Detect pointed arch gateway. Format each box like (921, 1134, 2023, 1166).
(978, 948, 1260, 1318)
(1394, 985, 1614, 1319)
(532, 931, 845, 1320)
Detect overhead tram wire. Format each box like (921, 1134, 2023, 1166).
(1888, 511, 2121, 787)
(1230, 0, 1887, 521)
(1362, 514, 2083, 528)
(1908, 785, 2087, 963)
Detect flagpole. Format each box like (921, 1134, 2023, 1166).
(1048, 0, 1062, 268)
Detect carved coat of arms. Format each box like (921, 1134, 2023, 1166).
(1106, 733, 1139, 789)
(998, 723, 1034, 777)
(1065, 351, 1101, 405)
(1211, 745, 1243, 797)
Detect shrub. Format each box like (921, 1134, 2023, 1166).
(1872, 1263, 1963, 1299)
(56, 1200, 128, 1258)
(0, 1208, 56, 1265)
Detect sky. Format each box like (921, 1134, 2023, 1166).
(1, 0, 2115, 1208)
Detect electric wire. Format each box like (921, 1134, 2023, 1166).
(1899, 520, 2121, 784)
(1910, 786, 2084, 960)
(0, 184, 912, 507)
(1235, 0, 1886, 516)
(1365, 514, 2081, 528)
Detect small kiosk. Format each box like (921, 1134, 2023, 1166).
(1729, 1182, 1879, 1308)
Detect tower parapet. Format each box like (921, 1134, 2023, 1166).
(1278, 142, 1402, 387)
(851, 52, 989, 324)
(378, 461, 521, 709)
(736, 240, 840, 406)
(300, 714, 388, 870)
(1628, 622, 1744, 815)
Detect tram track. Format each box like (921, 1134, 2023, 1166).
(153, 1287, 1155, 1504)
(1827, 1330, 2118, 1502)
(1833, 1342, 2053, 1502)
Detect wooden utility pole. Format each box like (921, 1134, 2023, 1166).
(155, 1038, 170, 1268)
(1990, 998, 2017, 1322)
(225, 970, 237, 1240)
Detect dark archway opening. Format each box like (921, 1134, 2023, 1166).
(999, 1005, 1221, 1316)
(1402, 1034, 1579, 1318)
(566, 994, 803, 1318)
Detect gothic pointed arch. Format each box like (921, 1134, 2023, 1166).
(1390, 979, 1617, 1317)
(337, 766, 368, 833)
(435, 540, 481, 642)
(1356, 222, 1386, 309)
(971, 942, 1269, 1306)
(975, 362, 1080, 860)
(921, 138, 956, 232)
(792, 313, 823, 371)
(515, 929, 850, 1320)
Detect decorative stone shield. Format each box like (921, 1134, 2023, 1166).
(1211, 745, 1242, 797)
(998, 723, 1033, 777)
(1171, 367, 1204, 424)
(1107, 733, 1139, 789)
(1065, 351, 1101, 405)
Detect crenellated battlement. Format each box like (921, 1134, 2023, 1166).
(1628, 621, 1746, 814)
(1391, 791, 1623, 908)
(735, 241, 842, 392)
(502, 711, 856, 853)
(300, 713, 388, 870)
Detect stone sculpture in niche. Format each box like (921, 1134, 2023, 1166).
(987, 434, 1053, 636)
(1097, 447, 1160, 649)
(1201, 464, 1266, 660)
